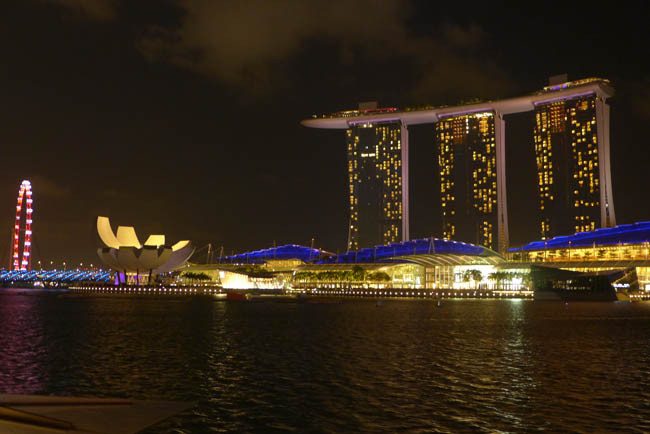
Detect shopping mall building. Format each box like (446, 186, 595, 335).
(183, 222, 650, 297)
(506, 221, 650, 291)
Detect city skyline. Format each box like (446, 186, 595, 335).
(0, 2, 648, 264)
(2, 4, 649, 434)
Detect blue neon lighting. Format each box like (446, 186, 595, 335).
(217, 245, 328, 264)
(0, 269, 112, 283)
(317, 238, 489, 264)
(509, 222, 650, 251)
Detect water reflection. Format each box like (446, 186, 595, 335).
(1, 294, 649, 432)
(0, 293, 49, 394)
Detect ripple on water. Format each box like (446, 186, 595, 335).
(0, 294, 649, 433)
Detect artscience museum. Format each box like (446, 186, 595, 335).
(96, 216, 194, 284)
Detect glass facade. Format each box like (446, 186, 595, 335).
(292, 263, 530, 292)
(508, 222, 650, 291)
(436, 112, 497, 250)
(508, 244, 650, 291)
(509, 243, 650, 263)
(346, 121, 403, 250)
(534, 96, 601, 240)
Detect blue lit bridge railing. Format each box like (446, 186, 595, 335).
(0, 269, 112, 285)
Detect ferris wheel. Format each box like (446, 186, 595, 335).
(11, 180, 33, 271)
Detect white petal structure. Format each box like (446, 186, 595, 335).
(144, 235, 165, 247)
(98, 247, 121, 270)
(139, 246, 166, 269)
(154, 243, 194, 274)
(96, 216, 194, 274)
(171, 240, 190, 252)
(97, 216, 120, 249)
(116, 226, 141, 248)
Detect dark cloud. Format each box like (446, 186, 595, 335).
(621, 78, 650, 120)
(30, 175, 72, 199)
(441, 23, 485, 50)
(45, 0, 118, 20)
(409, 47, 513, 103)
(137, 1, 405, 78)
(134, 0, 512, 100)
(43, 0, 513, 101)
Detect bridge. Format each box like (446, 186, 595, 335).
(0, 269, 112, 287)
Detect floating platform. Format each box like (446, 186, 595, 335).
(0, 393, 194, 433)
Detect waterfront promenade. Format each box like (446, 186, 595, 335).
(64, 284, 650, 301)
(68, 284, 533, 299)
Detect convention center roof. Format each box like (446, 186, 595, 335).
(509, 222, 650, 251)
(317, 238, 504, 266)
(217, 245, 329, 264)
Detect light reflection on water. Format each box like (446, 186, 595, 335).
(0, 294, 649, 433)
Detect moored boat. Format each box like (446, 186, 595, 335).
(531, 265, 637, 301)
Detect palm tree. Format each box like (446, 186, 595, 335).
(368, 271, 390, 282)
(488, 271, 511, 289)
(352, 265, 366, 282)
(469, 269, 483, 288)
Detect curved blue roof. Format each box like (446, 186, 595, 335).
(509, 221, 650, 252)
(316, 238, 495, 264)
(217, 244, 329, 264)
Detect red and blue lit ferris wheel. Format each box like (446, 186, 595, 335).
(11, 180, 33, 271)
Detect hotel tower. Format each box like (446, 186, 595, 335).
(346, 119, 406, 250)
(302, 77, 615, 253)
(436, 112, 499, 250)
(533, 84, 615, 240)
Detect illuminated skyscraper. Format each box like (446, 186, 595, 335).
(436, 112, 499, 250)
(346, 120, 407, 250)
(302, 76, 613, 252)
(533, 83, 615, 240)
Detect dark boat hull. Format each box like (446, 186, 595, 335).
(534, 287, 618, 301)
(531, 265, 636, 301)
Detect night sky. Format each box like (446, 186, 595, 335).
(1, 1, 648, 266)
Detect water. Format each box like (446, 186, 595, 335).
(1, 293, 649, 433)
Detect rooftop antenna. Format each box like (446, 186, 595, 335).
(309, 237, 315, 262)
